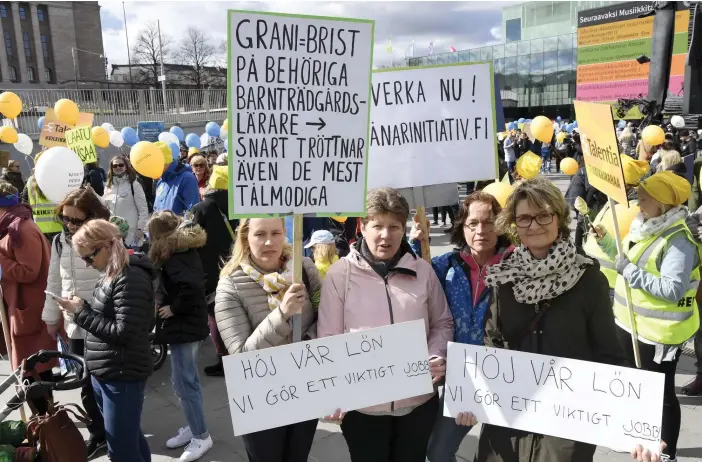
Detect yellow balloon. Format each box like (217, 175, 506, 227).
(154, 141, 173, 165)
(515, 152, 542, 179)
(54, 99, 79, 125)
(331, 216, 347, 223)
(531, 115, 554, 143)
(602, 203, 640, 239)
(560, 157, 579, 176)
(221, 119, 229, 133)
(91, 126, 110, 149)
(0, 92, 22, 119)
(641, 125, 665, 146)
(482, 181, 514, 208)
(130, 141, 165, 179)
(0, 126, 19, 144)
(556, 132, 567, 143)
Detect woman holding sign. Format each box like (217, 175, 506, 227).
(594, 171, 700, 462)
(455, 178, 626, 462)
(318, 187, 454, 462)
(215, 217, 322, 462)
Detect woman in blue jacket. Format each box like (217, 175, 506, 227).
(154, 159, 201, 215)
(409, 191, 513, 462)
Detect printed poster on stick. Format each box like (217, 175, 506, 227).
(65, 126, 98, 164)
(573, 100, 628, 205)
(223, 320, 434, 435)
(444, 343, 665, 454)
(368, 62, 498, 189)
(227, 10, 375, 217)
(39, 109, 94, 148)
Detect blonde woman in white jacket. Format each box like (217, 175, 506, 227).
(41, 187, 111, 457)
(104, 155, 148, 249)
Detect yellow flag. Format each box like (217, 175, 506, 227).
(501, 172, 511, 185)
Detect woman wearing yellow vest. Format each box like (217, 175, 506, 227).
(582, 155, 650, 293)
(594, 171, 700, 462)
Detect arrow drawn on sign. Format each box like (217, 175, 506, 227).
(306, 117, 326, 131)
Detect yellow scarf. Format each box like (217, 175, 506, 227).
(240, 258, 294, 311)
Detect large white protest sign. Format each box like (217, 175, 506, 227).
(444, 343, 665, 454)
(227, 10, 374, 217)
(368, 62, 498, 189)
(223, 320, 433, 435)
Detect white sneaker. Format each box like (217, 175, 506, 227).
(166, 426, 193, 449)
(179, 436, 213, 462)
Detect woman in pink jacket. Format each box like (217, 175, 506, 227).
(318, 187, 454, 462)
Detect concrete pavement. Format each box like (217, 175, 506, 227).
(0, 173, 701, 461)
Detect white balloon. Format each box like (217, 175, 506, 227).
(552, 122, 559, 131)
(220, 130, 228, 142)
(671, 115, 685, 129)
(109, 130, 124, 148)
(200, 133, 209, 149)
(35, 147, 84, 202)
(158, 132, 179, 145)
(101, 122, 115, 132)
(13, 133, 33, 155)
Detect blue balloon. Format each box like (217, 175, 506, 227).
(170, 125, 185, 142)
(168, 142, 179, 161)
(518, 118, 525, 124)
(556, 116, 562, 122)
(618, 119, 626, 128)
(185, 133, 201, 149)
(37, 116, 44, 130)
(121, 126, 138, 146)
(508, 122, 516, 130)
(573, 121, 578, 127)
(524, 119, 532, 123)
(205, 121, 220, 138)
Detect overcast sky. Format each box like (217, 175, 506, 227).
(99, 1, 518, 70)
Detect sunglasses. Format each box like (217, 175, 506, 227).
(112, 163, 125, 168)
(192, 163, 206, 168)
(80, 247, 101, 265)
(59, 214, 86, 226)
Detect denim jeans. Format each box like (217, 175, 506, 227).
(171, 341, 209, 439)
(91, 377, 151, 462)
(426, 391, 471, 462)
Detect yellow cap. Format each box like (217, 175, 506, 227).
(639, 170, 691, 206)
(188, 147, 200, 156)
(620, 154, 650, 185)
(154, 141, 173, 165)
(208, 165, 228, 190)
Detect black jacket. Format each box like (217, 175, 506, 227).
(477, 262, 627, 462)
(1, 171, 24, 195)
(74, 253, 155, 381)
(681, 137, 698, 157)
(192, 189, 238, 296)
(157, 224, 210, 344)
(85, 166, 105, 196)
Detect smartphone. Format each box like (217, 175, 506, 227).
(44, 290, 63, 301)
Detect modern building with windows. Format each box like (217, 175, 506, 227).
(407, 1, 626, 119)
(0, 1, 105, 87)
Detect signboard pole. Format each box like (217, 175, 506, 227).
(412, 187, 431, 263)
(292, 214, 303, 343)
(608, 198, 642, 369)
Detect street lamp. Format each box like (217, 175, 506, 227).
(72, 47, 104, 90)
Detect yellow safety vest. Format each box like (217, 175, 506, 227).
(582, 202, 618, 288)
(613, 218, 701, 345)
(27, 180, 62, 235)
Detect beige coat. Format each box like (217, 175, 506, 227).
(214, 257, 320, 354)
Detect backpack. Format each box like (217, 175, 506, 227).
(27, 402, 89, 462)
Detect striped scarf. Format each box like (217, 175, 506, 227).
(240, 258, 294, 311)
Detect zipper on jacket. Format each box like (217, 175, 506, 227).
(383, 275, 395, 411)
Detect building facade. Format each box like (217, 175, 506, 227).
(0, 1, 104, 87)
(110, 64, 227, 89)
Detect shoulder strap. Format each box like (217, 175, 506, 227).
(218, 209, 236, 240)
(343, 257, 351, 302)
(514, 301, 553, 349)
(301, 262, 311, 294)
(53, 233, 63, 255)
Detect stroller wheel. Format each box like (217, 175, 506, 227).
(151, 342, 168, 371)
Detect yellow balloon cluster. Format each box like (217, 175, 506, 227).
(530, 116, 553, 143)
(482, 181, 514, 208)
(560, 157, 579, 176)
(130, 141, 165, 179)
(0, 92, 22, 119)
(54, 99, 79, 125)
(0, 126, 18, 144)
(516, 152, 542, 179)
(641, 125, 665, 146)
(91, 126, 110, 148)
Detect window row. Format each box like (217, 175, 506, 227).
(0, 5, 47, 21)
(2, 32, 51, 60)
(4, 65, 52, 82)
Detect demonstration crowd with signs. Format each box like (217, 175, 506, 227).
(0, 7, 700, 462)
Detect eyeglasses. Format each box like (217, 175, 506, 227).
(112, 163, 125, 168)
(515, 213, 555, 229)
(80, 248, 100, 265)
(59, 214, 86, 226)
(464, 220, 496, 231)
(192, 163, 206, 168)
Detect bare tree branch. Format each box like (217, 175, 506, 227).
(131, 22, 172, 87)
(177, 27, 217, 88)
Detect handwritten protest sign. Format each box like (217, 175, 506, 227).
(574, 100, 627, 205)
(39, 109, 94, 148)
(368, 62, 497, 189)
(227, 10, 374, 217)
(65, 126, 98, 164)
(223, 320, 433, 435)
(444, 343, 664, 454)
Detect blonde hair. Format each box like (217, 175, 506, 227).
(146, 210, 182, 267)
(619, 127, 633, 142)
(220, 218, 291, 277)
(657, 149, 682, 172)
(496, 177, 571, 245)
(313, 243, 337, 265)
(72, 219, 129, 283)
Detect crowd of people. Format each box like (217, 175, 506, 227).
(0, 117, 699, 462)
